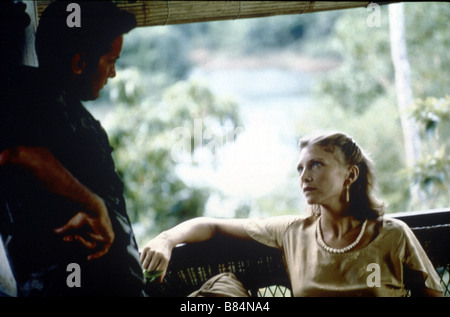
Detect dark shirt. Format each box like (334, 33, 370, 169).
(0, 66, 145, 296)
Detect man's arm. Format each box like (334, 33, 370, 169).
(0, 146, 114, 260)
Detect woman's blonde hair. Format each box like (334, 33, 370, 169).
(298, 132, 385, 220)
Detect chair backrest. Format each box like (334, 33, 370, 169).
(144, 234, 290, 297)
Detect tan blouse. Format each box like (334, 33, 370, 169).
(245, 215, 443, 297)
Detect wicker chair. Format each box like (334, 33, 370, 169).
(144, 209, 450, 297)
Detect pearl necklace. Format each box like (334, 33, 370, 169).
(316, 217, 367, 254)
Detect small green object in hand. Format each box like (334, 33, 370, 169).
(143, 270, 163, 283)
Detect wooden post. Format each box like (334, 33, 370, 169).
(0, 235, 17, 296)
(22, 0, 38, 67)
(389, 3, 426, 208)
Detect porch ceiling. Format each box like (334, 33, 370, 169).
(35, 1, 396, 27)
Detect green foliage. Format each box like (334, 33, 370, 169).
(404, 2, 450, 99)
(405, 95, 450, 208)
(105, 70, 241, 243)
(409, 96, 450, 139)
(312, 6, 393, 114)
(119, 27, 193, 87)
(181, 11, 341, 56)
(143, 270, 163, 283)
(255, 177, 306, 218)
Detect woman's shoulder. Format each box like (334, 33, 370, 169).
(377, 216, 413, 241)
(244, 214, 313, 248)
(273, 213, 316, 227)
(382, 216, 411, 230)
(245, 214, 314, 233)
(271, 214, 319, 235)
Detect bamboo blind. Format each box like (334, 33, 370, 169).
(35, 1, 377, 27)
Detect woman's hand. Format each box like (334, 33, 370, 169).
(140, 233, 173, 283)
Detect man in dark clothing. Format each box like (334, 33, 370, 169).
(0, 1, 145, 296)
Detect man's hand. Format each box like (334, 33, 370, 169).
(54, 195, 114, 260)
(1, 146, 115, 260)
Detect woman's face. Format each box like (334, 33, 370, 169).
(297, 144, 349, 210)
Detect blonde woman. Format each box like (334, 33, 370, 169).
(141, 132, 443, 297)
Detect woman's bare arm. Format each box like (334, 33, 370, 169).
(140, 217, 252, 281)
